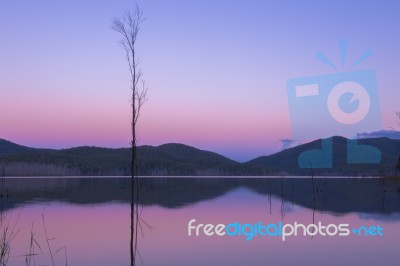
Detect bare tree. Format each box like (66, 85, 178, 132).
(112, 5, 147, 266)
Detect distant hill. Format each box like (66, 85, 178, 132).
(0, 139, 37, 156)
(0, 137, 399, 176)
(0, 140, 266, 176)
(247, 136, 400, 176)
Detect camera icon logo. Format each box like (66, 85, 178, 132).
(286, 43, 382, 169)
(327, 80, 370, 125)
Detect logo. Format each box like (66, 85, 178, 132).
(286, 40, 382, 168)
(187, 219, 383, 241)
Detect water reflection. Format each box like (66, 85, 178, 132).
(3, 177, 400, 215)
(0, 177, 399, 265)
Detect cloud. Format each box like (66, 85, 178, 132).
(357, 130, 400, 140)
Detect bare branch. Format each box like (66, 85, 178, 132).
(134, 80, 147, 124)
(112, 6, 147, 128)
(111, 5, 147, 266)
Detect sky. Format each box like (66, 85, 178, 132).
(1, 0, 400, 162)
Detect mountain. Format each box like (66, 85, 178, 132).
(247, 136, 400, 176)
(137, 143, 238, 175)
(0, 139, 37, 156)
(0, 137, 399, 176)
(0, 140, 266, 176)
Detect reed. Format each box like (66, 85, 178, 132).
(0, 172, 20, 266)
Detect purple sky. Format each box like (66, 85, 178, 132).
(1, 0, 400, 161)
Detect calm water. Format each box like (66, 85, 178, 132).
(1, 177, 400, 266)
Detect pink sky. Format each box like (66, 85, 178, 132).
(1, 1, 400, 161)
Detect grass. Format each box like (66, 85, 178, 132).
(0, 169, 67, 266)
(0, 206, 20, 266)
(0, 168, 19, 266)
(21, 214, 68, 266)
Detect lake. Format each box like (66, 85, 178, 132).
(1, 177, 400, 266)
